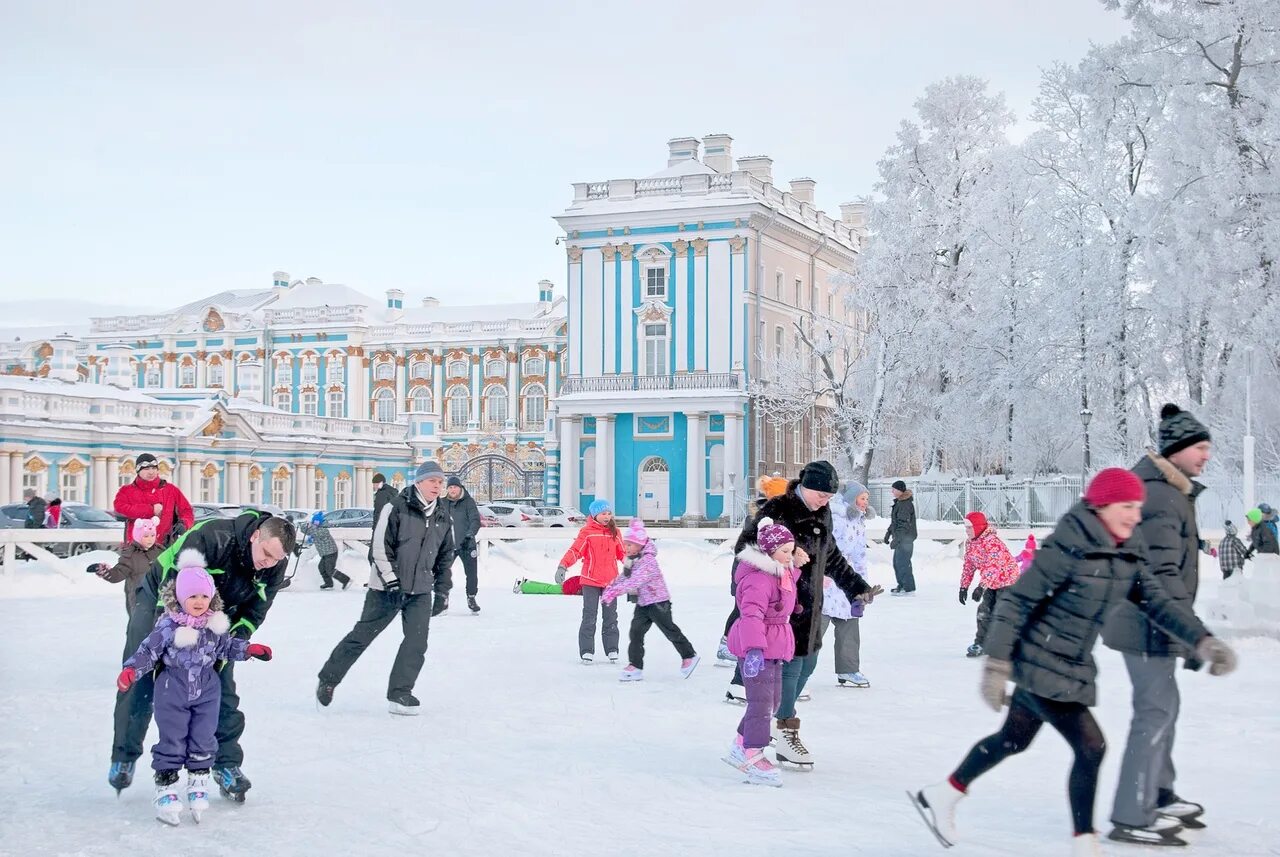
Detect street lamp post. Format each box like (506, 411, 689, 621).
(1244, 348, 1256, 510)
(1080, 408, 1093, 493)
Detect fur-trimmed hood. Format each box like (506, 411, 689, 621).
(159, 579, 229, 645)
(1144, 450, 1196, 496)
(734, 546, 790, 579)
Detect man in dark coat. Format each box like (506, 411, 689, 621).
(108, 510, 296, 799)
(368, 472, 398, 562)
(885, 480, 918, 594)
(317, 460, 455, 716)
(1103, 403, 1215, 838)
(443, 476, 482, 613)
(729, 460, 879, 766)
(23, 488, 46, 528)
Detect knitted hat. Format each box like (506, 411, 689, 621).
(799, 460, 839, 493)
(135, 452, 158, 469)
(965, 512, 988, 537)
(1084, 468, 1146, 507)
(891, 480, 908, 493)
(174, 549, 215, 603)
(841, 480, 869, 505)
(1259, 502, 1275, 516)
(132, 516, 159, 544)
(588, 499, 612, 517)
(622, 518, 649, 545)
(414, 460, 444, 481)
(1246, 508, 1263, 525)
(447, 476, 464, 489)
(1158, 403, 1211, 457)
(757, 517, 795, 555)
(756, 474, 789, 500)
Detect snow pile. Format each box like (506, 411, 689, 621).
(1201, 555, 1280, 641)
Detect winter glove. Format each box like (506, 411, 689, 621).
(980, 658, 1013, 712)
(116, 667, 137, 693)
(246, 644, 272, 661)
(958, 587, 968, 605)
(857, 585, 885, 605)
(972, 585, 986, 602)
(431, 593, 449, 617)
(883, 528, 892, 544)
(554, 565, 568, 584)
(1194, 636, 1238, 677)
(380, 574, 401, 594)
(742, 649, 764, 679)
(89, 562, 111, 579)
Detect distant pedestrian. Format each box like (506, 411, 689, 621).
(23, 488, 46, 529)
(1216, 522, 1247, 579)
(557, 499, 623, 664)
(958, 511, 1020, 658)
(443, 476, 482, 613)
(301, 512, 350, 590)
(885, 480, 917, 594)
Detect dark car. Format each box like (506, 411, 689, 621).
(322, 508, 375, 528)
(0, 503, 123, 557)
(191, 503, 241, 523)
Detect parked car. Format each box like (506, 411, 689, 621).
(192, 503, 241, 522)
(0, 503, 123, 557)
(536, 506, 585, 528)
(282, 508, 320, 526)
(484, 503, 545, 527)
(477, 505, 500, 527)
(322, 507, 375, 528)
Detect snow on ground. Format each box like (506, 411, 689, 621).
(1, 539, 1277, 857)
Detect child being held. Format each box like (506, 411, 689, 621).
(116, 549, 273, 825)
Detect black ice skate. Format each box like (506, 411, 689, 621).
(212, 765, 251, 803)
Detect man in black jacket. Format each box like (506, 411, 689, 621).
(885, 480, 918, 594)
(444, 476, 482, 613)
(1103, 404, 1214, 842)
(317, 460, 455, 716)
(107, 510, 295, 800)
(368, 472, 397, 562)
(23, 488, 46, 528)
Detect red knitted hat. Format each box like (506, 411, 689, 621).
(1084, 468, 1146, 507)
(965, 512, 988, 537)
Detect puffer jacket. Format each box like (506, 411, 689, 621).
(728, 546, 802, 661)
(1249, 521, 1279, 556)
(985, 500, 1209, 706)
(885, 490, 917, 545)
(559, 517, 623, 588)
(300, 520, 337, 557)
(99, 540, 163, 615)
(824, 492, 870, 620)
(114, 477, 194, 544)
(960, 526, 1021, 591)
(124, 584, 250, 702)
(1102, 453, 1205, 659)
(601, 539, 670, 607)
(370, 485, 455, 596)
(732, 480, 871, 657)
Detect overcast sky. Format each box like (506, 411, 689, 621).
(1, 1, 1131, 311)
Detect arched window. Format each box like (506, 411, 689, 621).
(411, 360, 430, 380)
(522, 383, 546, 430)
(484, 386, 507, 429)
(301, 391, 318, 416)
(144, 363, 161, 388)
(59, 463, 85, 503)
(247, 467, 263, 505)
(327, 390, 344, 417)
(333, 475, 351, 509)
(179, 360, 196, 387)
(447, 387, 469, 430)
(484, 358, 506, 378)
(374, 361, 395, 381)
(207, 360, 224, 387)
(523, 356, 545, 376)
(447, 360, 469, 380)
(409, 387, 433, 413)
(707, 443, 725, 492)
(313, 471, 327, 509)
(373, 388, 396, 423)
(300, 357, 318, 386)
(327, 354, 345, 384)
(200, 465, 219, 503)
(274, 390, 292, 411)
(582, 446, 596, 492)
(271, 471, 289, 507)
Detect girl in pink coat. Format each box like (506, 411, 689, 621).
(723, 518, 801, 787)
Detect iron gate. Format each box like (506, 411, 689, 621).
(455, 454, 542, 503)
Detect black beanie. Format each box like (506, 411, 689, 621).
(891, 480, 907, 492)
(1158, 403, 1211, 457)
(447, 476, 463, 489)
(799, 460, 839, 494)
(135, 453, 158, 469)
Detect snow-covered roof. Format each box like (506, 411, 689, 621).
(267, 282, 381, 311)
(646, 159, 719, 179)
(0, 323, 90, 345)
(399, 301, 553, 324)
(0, 374, 173, 404)
(167, 288, 277, 316)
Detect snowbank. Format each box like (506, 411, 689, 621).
(1201, 555, 1280, 640)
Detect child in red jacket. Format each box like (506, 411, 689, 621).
(959, 512, 1021, 658)
(557, 499, 623, 664)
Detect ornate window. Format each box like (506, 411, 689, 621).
(59, 462, 85, 504)
(327, 390, 344, 417)
(483, 386, 508, 429)
(642, 322, 668, 376)
(333, 474, 351, 509)
(300, 358, 318, 386)
(523, 356, 544, 376)
(447, 359, 469, 380)
(374, 361, 395, 381)
(200, 464, 218, 503)
(301, 391, 318, 416)
(409, 386, 433, 413)
(373, 388, 396, 423)
(207, 360, 224, 387)
(773, 420, 784, 466)
(247, 467, 263, 505)
(410, 360, 430, 380)
(645, 266, 667, 299)
(313, 471, 327, 509)
(447, 387, 469, 430)
(522, 383, 546, 430)
(117, 458, 134, 490)
(327, 355, 345, 384)
(271, 470, 288, 507)
(144, 363, 161, 388)
(179, 361, 196, 387)
(484, 358, 506, 378)
(274, 390, 292, 412)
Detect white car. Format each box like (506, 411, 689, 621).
(536, 506, 585, 528)
(483, 503, 546, 527)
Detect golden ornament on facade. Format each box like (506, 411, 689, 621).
(729, 235, 746, 253)
(24, 457, 47, 473)
(201, 412, 226, 437)
(158, 461, 172, 477)
(201, 462, 218, 478)
(272, 464, 291, 479)
(567, 245, 582, 262)
(672, 239, 688, 258)
(248, 464, 263, 478)
(63, 458, 86, 475)
(601, 243, 616, 262)
(619, 243, 633, 261)
(692, 238, 708, 257)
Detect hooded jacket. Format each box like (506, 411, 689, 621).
(114, 476, 194, 544)
(824, 492, 870, 620)
(601, 539, 670, 607)
(960, 526, 1021, 591)
(885, 490, 917, 544)
(443, 486, 482, 548)
(124, 583, 250, 702)
(370, 485, 455, 596)
(559, 517, 623, 588)
(732, 479, 872, 657)
(728, 546, 802, 661)
(986, 501, 1208, 706)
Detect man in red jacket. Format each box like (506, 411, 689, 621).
(114, 453, 194, 545)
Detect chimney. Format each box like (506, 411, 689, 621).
(537, 280, 554, 303)
(272, 270, 291, 292)
(789, 178, 816, 205)
(421, 296, 440, 308)
(386, 288, 405, 321)
(839, 200, 869, 230)
(667, 136, 700, 167)
(104, 342, 135, 389)
(305, 276, 322, 286)
(702, 133, 734, 173)
(47, 334, 80, 383)
(736, 155, 773, 185)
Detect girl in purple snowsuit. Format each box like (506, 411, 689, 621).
(116, 549, 273, 824)
(723, 519, 801, 787)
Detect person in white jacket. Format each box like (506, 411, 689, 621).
(821, 482, 873, 687)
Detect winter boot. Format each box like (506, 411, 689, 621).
(715, 636, 736, 666)
(722, 733, 749, 770)
(513, 578, 526, 593)
(211, 765, 251, 802)
(186, 768, 211, 821)
(108, 759, 135, 794)
(154, 770, 183, 826)
(619, 665, 644, 681)
(774, 717, 813, 768)
(741, 749, 783, 787)
(388, 692, 421, 716)
(606, 651, 619, 664)
(320, 582, 335, 589)
(467, 596, 481, 614)
(836, 672, 870, 688)
(335, 571, 351, 590)
(966, 644, 984, 658)
(1072, 833, 1104, 857)
(1157, 790, 1205, 829)
(316, 680, 337, 707)
(724, 681, 747, 705)
(910, 780, 966, 847)
(1107, 816, 1185, 847)
(680, 654, 701, 678)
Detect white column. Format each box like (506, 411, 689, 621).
(595, 415, 613, 505)
(548, 349, 559, 394)
(91, 456, 108, 509)
(180, 460, 195, 496)
(724, 411, 742, 517)
(507, 349, 519, 430)
(684, 412, 706, 519)
(559, 416, 579, 511)
(106, 458, 120, 503)
(226, 462, 240, 505)
(432, 362, 444, 418)
(470, 352, 481, 427)
(0, 452, 10, 504)
(9, 452, 22, 504)
(196, 355, 207, 388)
(162, 354, 176, 388)
(225, 355, 236, 393)
(293, 465, 308, 508)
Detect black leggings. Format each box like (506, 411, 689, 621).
(723, 605, 739, 637)
(951, 688, 1107, 835)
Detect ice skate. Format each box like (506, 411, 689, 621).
(1157, 792, 1205, 829)
(1107, 816, 1185, 847)
(316, 680, 336, 708)
(909, 781, 965, 848)
(619, 665, 643, 681)
(467, 596, 480, 614)
(186, 769, 211, 822)
(773, 717, 813, 769)
(741, 749, 783, 787)
(606, 651, 619, 664)
(388, 692, 421, 716)
(724, 681, 747, 705)
(680, 654, 700, 678)
(580, 653, 593, 665)
(212, 765, 251, 802)
(966, 644, 984, 658)
(513, 578, 525, 594)
(721, 734, 748, 770)
(154, 771, 183, 826)
(836, 672, 870, 688)
(715, 636, 736, 667)
(108, 760, 135, 795)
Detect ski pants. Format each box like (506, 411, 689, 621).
(818, 614, 861, 674)
(776, 652, 819, 720)
(952, 688, 1106, 835)
(579, 585, 619, 657)
(892, 538, 916, 592)
(318, 589, 435, 699)
(737, 659, 783, 750)
(113, 590, 247, 767)
(973, 587, 1001, 647)
(151, 670, 220, 772)
(318, 552, 350, 588)
(1110, 654, 1179, 827)
(456, 539, 479, 597)
(626, 600, 695, 669)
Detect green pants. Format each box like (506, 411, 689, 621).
(518, 579, 564, 595)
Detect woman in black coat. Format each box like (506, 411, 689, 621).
(910, 469, 1238, 856)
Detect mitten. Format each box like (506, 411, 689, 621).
(116, 667, 137, 693)
(1195, 636, 1238, 677)
(857, 584, 885, 604)
(972, 585, 986, 602)
(980, 658, 1013, 712)
(742, 649, 764, 679)
(246, 644, 272, 661)
(431, 593, 449, 617)
(555, 565, 568, 584)
(958, 587, 968, 606)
